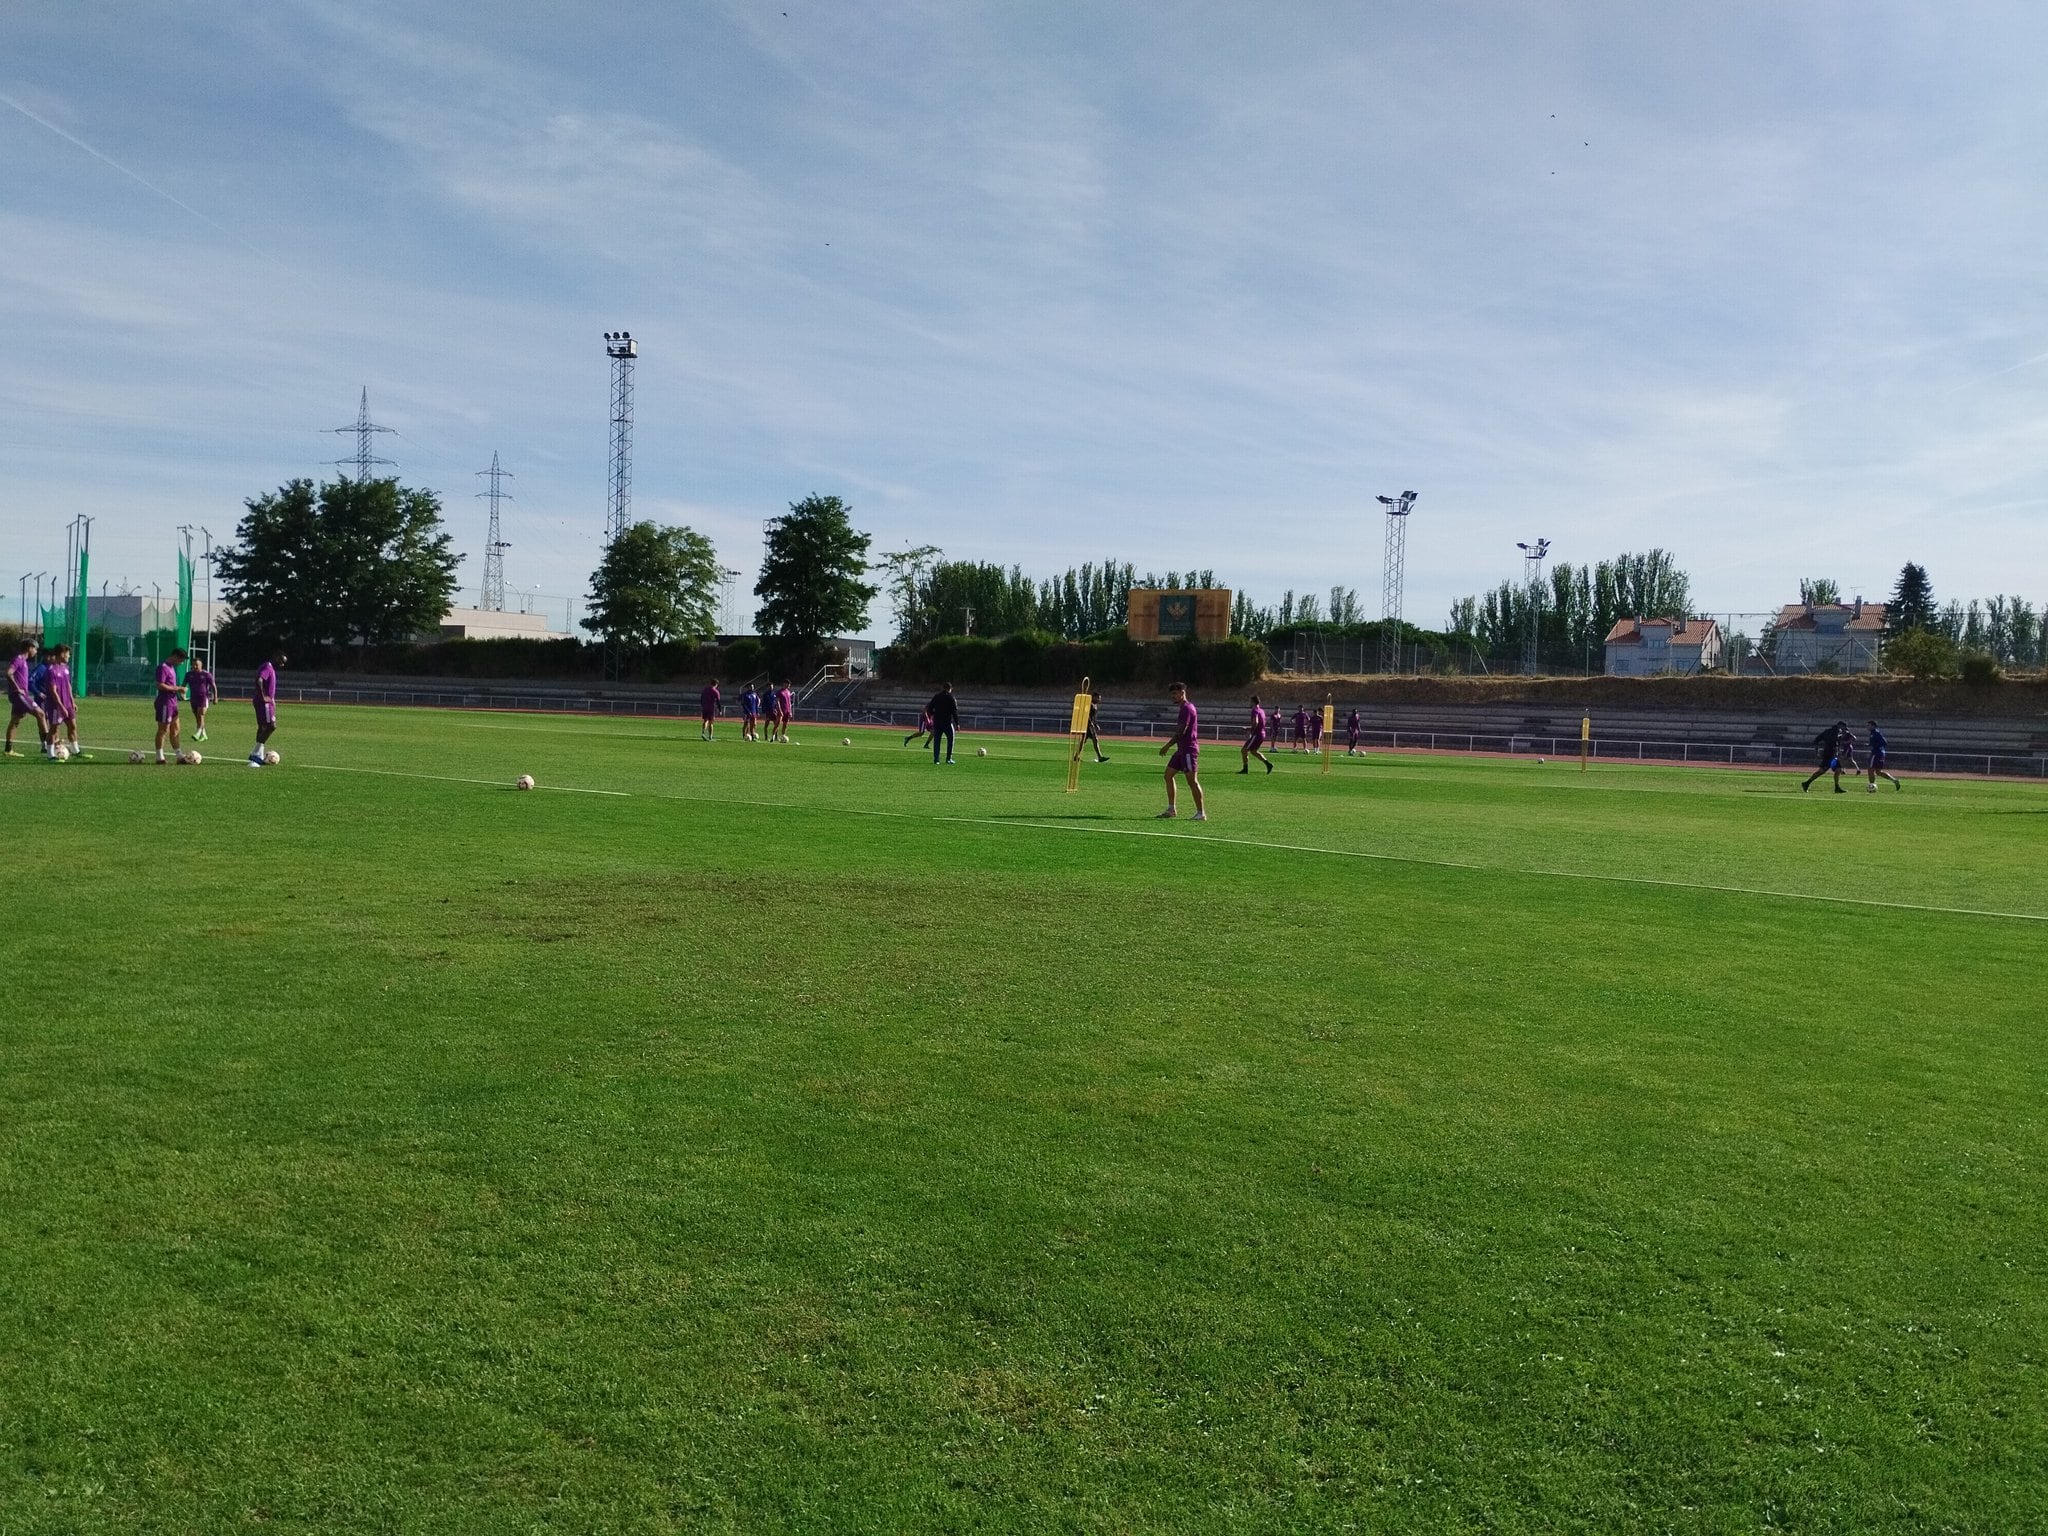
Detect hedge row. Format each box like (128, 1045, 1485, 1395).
(877, 631, 1265, 688)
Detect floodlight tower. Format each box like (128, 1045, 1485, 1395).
(477, 451, 513, 611)
(1516, 538, 1551, 675)
(329, 387, 396, 482)
(718, 566, 740, 635)
(1375, 490, 1417, 673)
(198, 526, 216, 671)
(604, 332, 637, 542)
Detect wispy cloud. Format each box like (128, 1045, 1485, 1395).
(5, 2, 2048, 624)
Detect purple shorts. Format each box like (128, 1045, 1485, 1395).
(1247, 731, 1266, 750)
(1169, 744, 1199, 775)
(155, 697, 179, 724)
(7, 687, 40, 721)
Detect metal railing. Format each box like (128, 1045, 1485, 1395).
(85, 679, 2048, 779)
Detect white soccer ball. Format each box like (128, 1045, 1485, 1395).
(842, 737, 852, 746)
(129, 750, 144, 764)
(515, 774, 535, 791)
(52, 745, 69, 761)
(264, 749, 281, 765)
(977, 746, 988, 758)
(183, 750, 203, 765)
(1536, 757, 1545, 765)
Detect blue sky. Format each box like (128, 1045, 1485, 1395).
(4, 1, 2045, 635)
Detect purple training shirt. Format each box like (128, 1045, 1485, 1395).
(6, 655, 29, 698)
(255, 661, 277, 717)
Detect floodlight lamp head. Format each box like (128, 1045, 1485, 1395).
(1376, 495, 1394, 507)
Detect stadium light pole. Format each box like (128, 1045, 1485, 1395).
(1516, 539, 1550, 675)
(18, 573, 29, 628)
(1375, 491, 1417, 674)
(199, 527, 215, 672)
(603, 332, 637, 542)
(602, 331, 637, 681)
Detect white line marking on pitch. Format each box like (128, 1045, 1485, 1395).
(304, 763, 629, 795)
(298, 762, 2048, 925)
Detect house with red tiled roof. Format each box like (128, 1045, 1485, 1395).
(1603, 616, 1723, 676)
(1765, 598, 1887, 674)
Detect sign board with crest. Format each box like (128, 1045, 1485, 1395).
(1125, 589, 1233, 642)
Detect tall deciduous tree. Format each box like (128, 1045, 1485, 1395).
(754, 495, 877, 643)
(583, 521, 721, 649)
(876, 544, 942, 643)
(217, 476, 462, 652)
(1887, 563, 1937, 633)
(1449, 548, 1694, 671)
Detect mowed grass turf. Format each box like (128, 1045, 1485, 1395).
(3, 702, 2045, 1533)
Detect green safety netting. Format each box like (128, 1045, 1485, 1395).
(176, 547, 194, 681)
(37, 547, 90, 697)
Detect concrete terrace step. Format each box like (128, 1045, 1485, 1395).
(89, 672, 2043, 776)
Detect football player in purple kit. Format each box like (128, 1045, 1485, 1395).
(1239, 694, 1273, 775)
(6, 636, 48, 758)
(186, 656, 216, 740)
(43, 644, 83, 759)
(903, 701, 932, 750)
(774, 682, 795, 744)
(741, 683, 761, 742)
(699, 677, 721, 741)
(153, 648, 187, 764)
(247, 651, 283, 766)
(1345, 709, 1361, 756)
(1157, 681, 1207, 821)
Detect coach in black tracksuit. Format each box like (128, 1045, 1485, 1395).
(1802, 719, 1847, 793)
(927, 682, 959, 765)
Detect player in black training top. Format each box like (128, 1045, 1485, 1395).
(1802, 719, 1848, 793)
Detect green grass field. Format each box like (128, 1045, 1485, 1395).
(4, 702, 2045, 1533)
